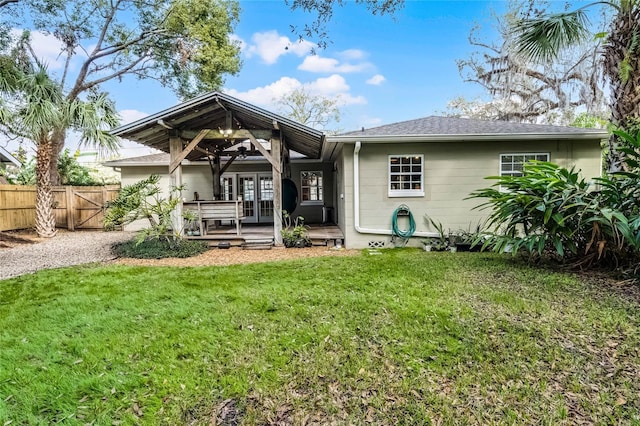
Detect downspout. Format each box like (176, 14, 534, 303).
(353, 141, 439, 237)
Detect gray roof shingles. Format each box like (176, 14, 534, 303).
(342, 116, 606, 136)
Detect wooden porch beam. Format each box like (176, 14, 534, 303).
(179, 129, 272, 140)
(235, 129, 281, 174)
(220, 154, 238, 175)
(169, 129, 210, 173)
(194, 146, 215, 157)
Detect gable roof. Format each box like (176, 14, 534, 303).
(0, 146, 21, 167)
(332, 116, 608, 142)
(111, 91, 325, 159)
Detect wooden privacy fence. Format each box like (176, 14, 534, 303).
(0, 185, 120, 232)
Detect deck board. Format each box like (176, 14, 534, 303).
(186, 223, 344, 245)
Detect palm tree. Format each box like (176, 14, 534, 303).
(513, 0, 640, 170)
(0, 60, 119, 237)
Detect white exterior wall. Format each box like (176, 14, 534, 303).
(119, 160, 336, 231)
(339, 139, 603, 249)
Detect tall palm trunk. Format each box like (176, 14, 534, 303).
(603, 4, 640, 170)
(35, 138, 57, 238)
(49, 127, 66, 186)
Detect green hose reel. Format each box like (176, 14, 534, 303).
(392, 204, 416, 239)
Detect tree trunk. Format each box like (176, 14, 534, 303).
(49, 127, 66, 186)
(603, 5, 640, 170)
(35, 139, 57, 238)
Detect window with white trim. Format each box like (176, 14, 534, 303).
(500, 153, 549, 177)
(301, 171, 323, 204)
(389, 155, 424, 197)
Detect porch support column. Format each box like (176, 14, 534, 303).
(212, 153, 221, 200)
(283, 136, 291, 179)
(272, 133, 283, 246)
(169, 135, 183, 237)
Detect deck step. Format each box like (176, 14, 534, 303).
(242, 238, 274, 250)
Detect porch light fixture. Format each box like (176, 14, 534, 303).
(237, 146, 247, 158)
(219, 128, 233, 137)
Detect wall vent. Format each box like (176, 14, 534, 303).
(368, 241, 385, 248)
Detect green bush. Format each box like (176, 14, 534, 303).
(104, 174, 193, 244)
(469, 137, 640, 274)
(112, 238, 208, 259)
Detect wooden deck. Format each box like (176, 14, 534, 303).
(186, 223, 344, 248)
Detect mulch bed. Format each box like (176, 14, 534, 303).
(113, 245, 359, 267)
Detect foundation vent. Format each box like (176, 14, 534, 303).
(368, 241, 385, 248)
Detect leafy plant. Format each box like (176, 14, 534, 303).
(422, 215, 449, 251)
(103, 174, 191, 245)
(111, 238, 208, 259)
(0, 149, 117, 186)
(281, 211, 310, 248)
(469, 154, 640, 273)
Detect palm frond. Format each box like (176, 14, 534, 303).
(72, 91, 121, 156)
(513, 10, 591, 63)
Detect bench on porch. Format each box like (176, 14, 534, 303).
(183, 200, 245, 236)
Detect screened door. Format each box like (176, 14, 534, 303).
(237, 174, 274, 223)
(238, 175, 257, 223)
(258, 174, 274, 222)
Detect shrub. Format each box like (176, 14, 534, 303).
(469, 157, 640, 273)
(112, 238, 208, 259)
(104, 175, 192, 244)
(281, 211, 310, 248)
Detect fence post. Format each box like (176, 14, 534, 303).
(65, 186, 75, 231)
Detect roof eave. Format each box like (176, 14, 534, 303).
(111, 91, 324, 139)
(328, 132, 608, 143)
(0, 146, 21, 167)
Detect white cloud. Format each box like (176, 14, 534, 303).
(118, 109, 149, 125)
(338, 49, 367, 61)
(10, 29, 66, 70)
(366, 74, 386, 85)
(226, 77, 303, 106)
(245, 31, 315, 65)
(225, 74, 366, 108)
(307, 75, 368, 106)
(298, 55, 371, 73)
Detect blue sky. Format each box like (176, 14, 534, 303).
(108, 0, 509, 156)
(118, 1, 505, 128)
(7, 0, 517, 157)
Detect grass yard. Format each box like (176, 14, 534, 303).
(1, 250, 639, 425)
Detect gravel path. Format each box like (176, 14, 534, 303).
(0, 231, 133, 280)
(0, 231, 358, 280)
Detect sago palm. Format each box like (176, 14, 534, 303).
(513, 0, 640, 170)
(0, 61, 119, 237)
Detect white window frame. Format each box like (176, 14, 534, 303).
(300, 170, 323, 205)
(388, 154, 424, 197)
(500, 152, 550, 177)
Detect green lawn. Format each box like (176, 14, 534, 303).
(1, 250, 639, 425)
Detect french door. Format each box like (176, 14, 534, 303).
(237, 173, 273, 223)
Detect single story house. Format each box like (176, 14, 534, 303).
(108, 91, 607, 249)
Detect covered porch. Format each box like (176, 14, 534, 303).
(111, 92, 329, 246)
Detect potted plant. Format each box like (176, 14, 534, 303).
(449, 229, 481, 252)
(422, 215, 449, 252)
(421, 236, 448, 251)
(281, 211, 310, 248)
(183, 210, 199, 236)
